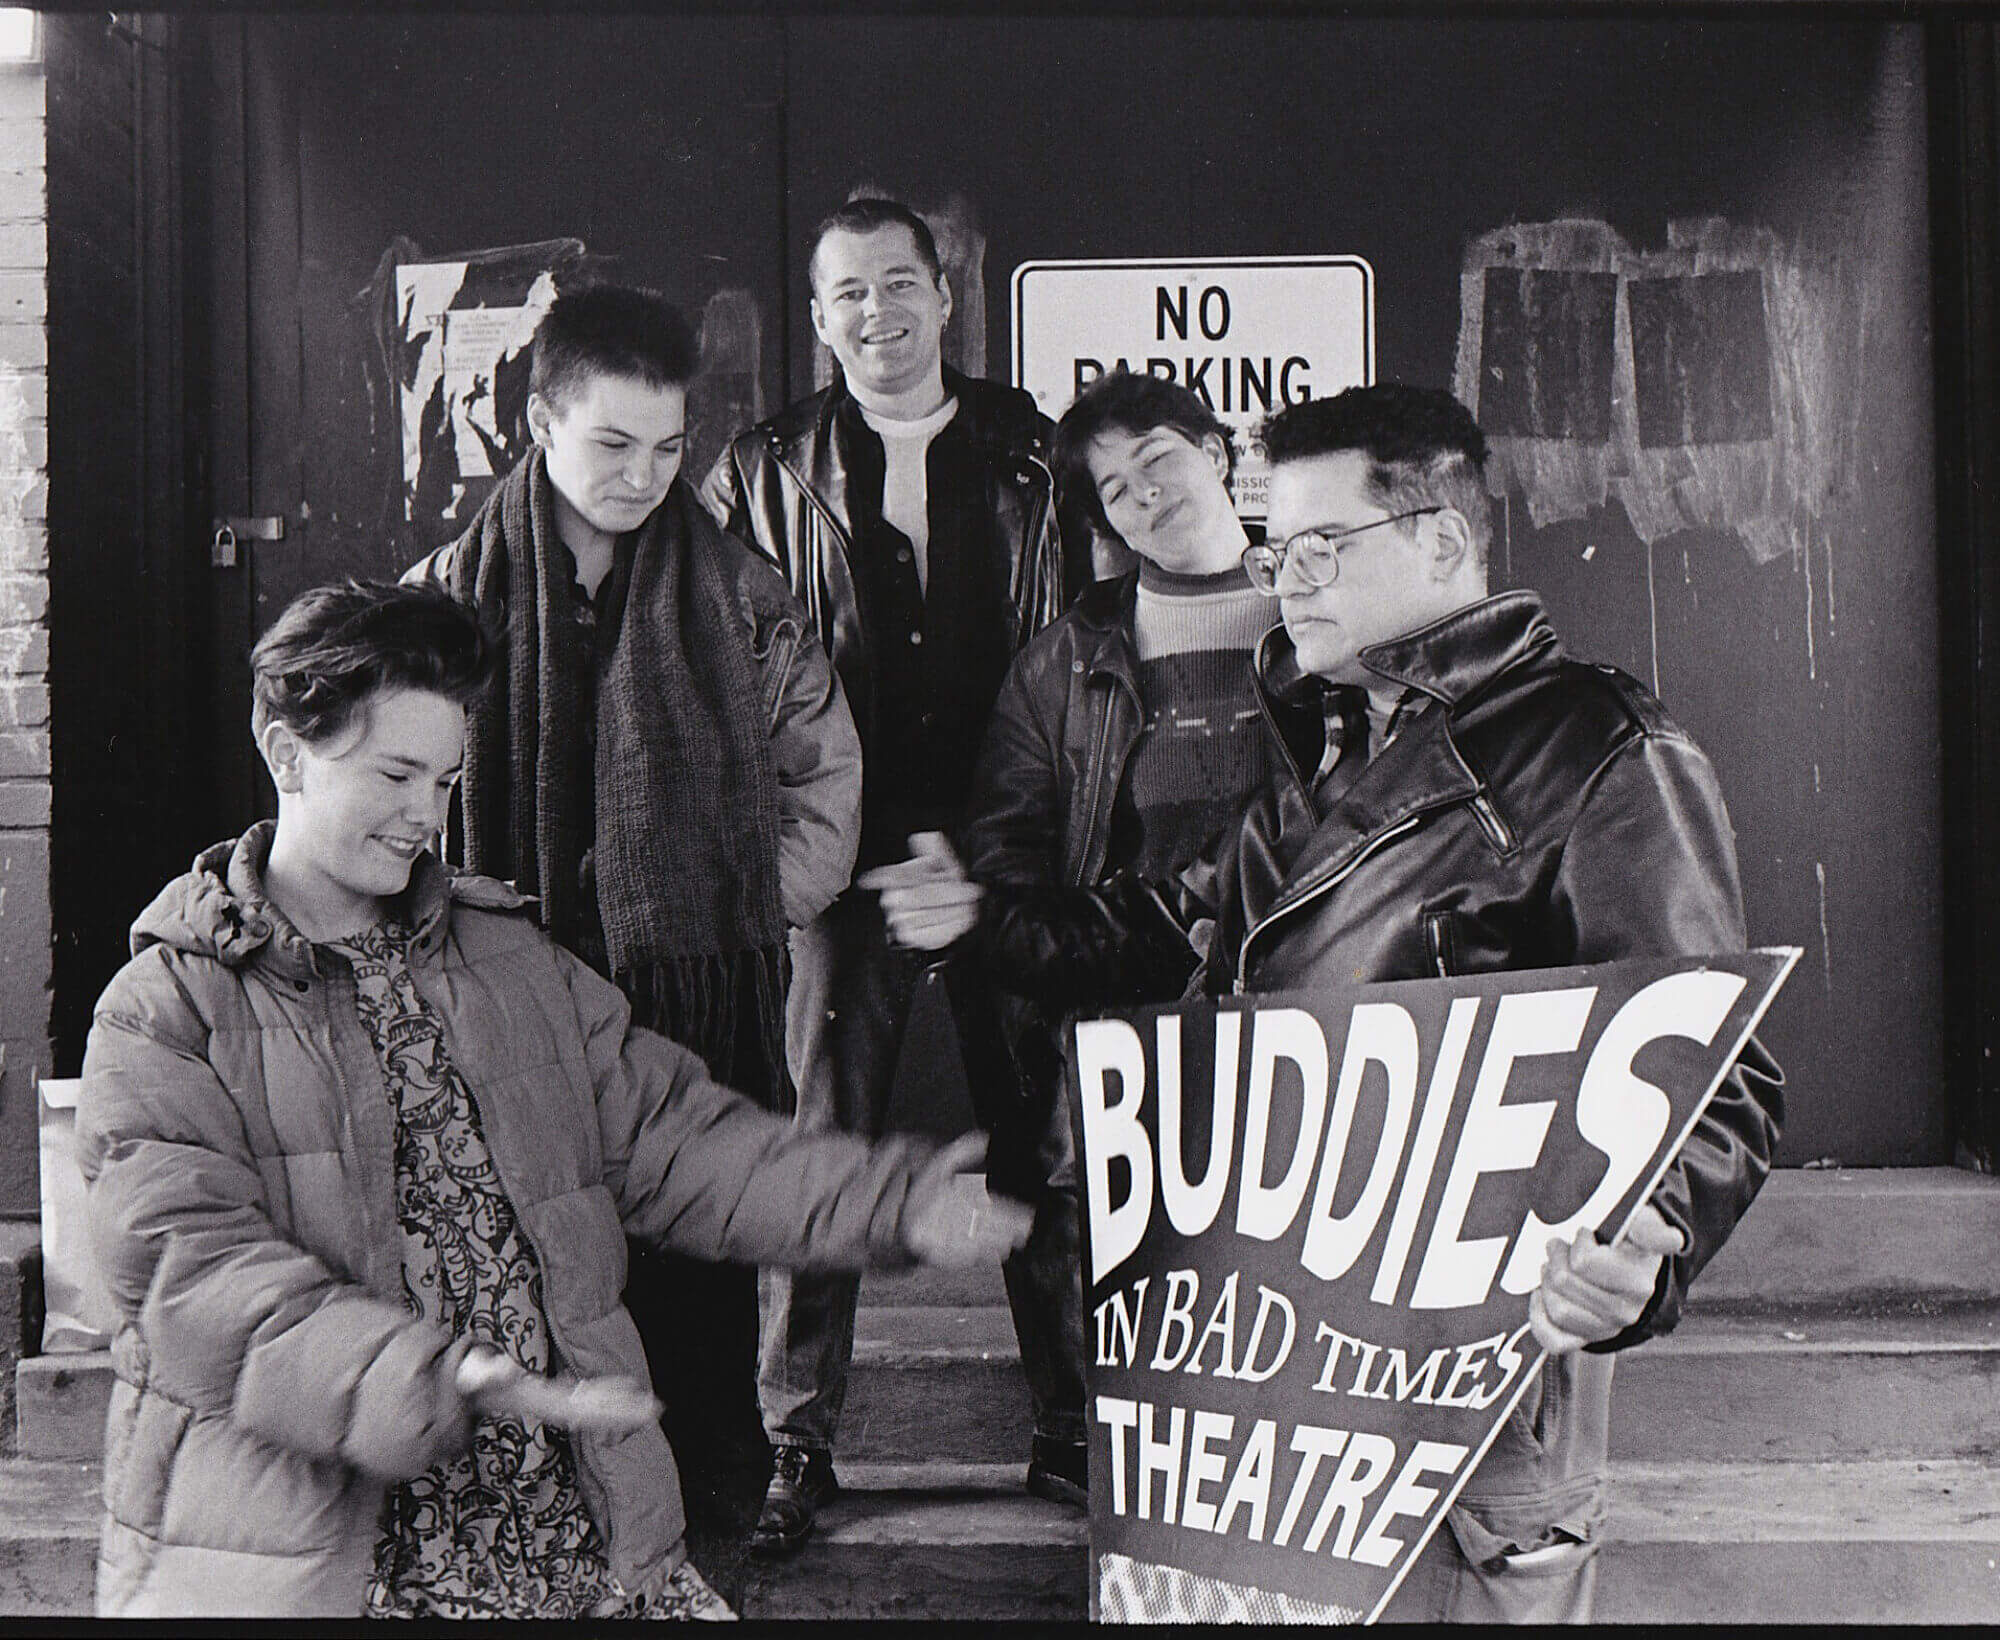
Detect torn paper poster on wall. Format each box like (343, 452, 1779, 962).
(365, 236, 591, 539)
(1452, 218, 1869, 564)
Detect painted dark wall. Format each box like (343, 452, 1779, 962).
(782, 14, 1943, 1167)
(161, 12, 1937, 1164)
(46, 15, 207, 1092)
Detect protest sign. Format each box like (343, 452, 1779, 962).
(1067, 948, 1797, 1622)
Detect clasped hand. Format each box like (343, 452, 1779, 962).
(856, 831, 984, 951)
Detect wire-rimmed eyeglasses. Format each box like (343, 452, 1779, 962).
(1241, 506, 1443, 595)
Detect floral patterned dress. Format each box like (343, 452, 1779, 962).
(337, 920, 646, 1619)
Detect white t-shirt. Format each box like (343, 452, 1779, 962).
(859, 396, 960, 595)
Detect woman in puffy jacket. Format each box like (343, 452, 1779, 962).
(77, 579, 1024, 1620)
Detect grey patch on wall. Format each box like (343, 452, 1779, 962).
(812, 186, 989, 390)
(687, 289, 765, 492)
(1453, 218, 1870, 565)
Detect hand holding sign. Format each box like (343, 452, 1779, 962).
(1529, 1201, 1688, 1354)
(858, 831, 985, 951)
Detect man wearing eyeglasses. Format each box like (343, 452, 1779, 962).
(865, 383, 1782, 1622)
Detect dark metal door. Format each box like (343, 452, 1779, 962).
(189, 11, 790, 832)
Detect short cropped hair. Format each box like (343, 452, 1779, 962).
(528, 285, 699, 410)
(1053, 370, 1235, 545)
(807, 197, 944, 291)
(1261, 385, 1495, 567)
(251, 579, 497, 745)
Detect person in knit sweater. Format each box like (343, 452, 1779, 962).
(405, 286, 863, 1542)
(858, 371, 1280, 1507)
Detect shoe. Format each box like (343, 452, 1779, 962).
(659, 1560, 738, 1620)
(1026, 1434, 1088, 1508)
(747, 1445, 839, 1558)
(595, 1560, 738, 1620)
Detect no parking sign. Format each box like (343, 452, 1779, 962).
(1012, 257, 1374, 519)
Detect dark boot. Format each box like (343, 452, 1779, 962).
(1026, 1433, 1087, 1508)
(748, 1445, 839, 1558)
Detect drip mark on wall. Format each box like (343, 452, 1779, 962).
(1645, 540, 1660, 696)
(1815, 861, 1833, 998)
(1802, 528, 1816, 682)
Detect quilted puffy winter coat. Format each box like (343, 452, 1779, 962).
(78, 824, 937, 1616)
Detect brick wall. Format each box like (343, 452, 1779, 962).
(0, 62, 46, 1218)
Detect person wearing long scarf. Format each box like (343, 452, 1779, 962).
(407, 286, 861, 1547)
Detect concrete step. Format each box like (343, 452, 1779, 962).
(1596, 1457, 2000, 1622)
(24, 1166, 1996, 1465)
(747, 1455, 2000, 1622)
(23, 1291, 2000, 1470)
(0, 1457, 95, 1614)
(740, 1460, 1085, 1620)
(1696, 1166, 2000, 1305)
(14, 1351, 109, 1460)
(836, 1298, 2000, 1465)
(1608, 1298, 2000, 1462)
(7, 1455, 1996, 1619)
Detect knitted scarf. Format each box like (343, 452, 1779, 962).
(445, 451, 787, 1088)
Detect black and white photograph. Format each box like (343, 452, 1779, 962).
(0, 0, 1991, 1622)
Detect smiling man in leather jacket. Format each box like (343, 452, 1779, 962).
(868, 383, 1784, 1622)
(700, 197, 1070, 1556)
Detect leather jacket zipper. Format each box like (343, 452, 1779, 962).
(1469, 791, 1516, 853)
(1235, 814, 1421, 993)
(771, 443, 856, 556)
(1016, 453, 1056, 595)
(1423, 908, 1455, 979)
(1072, 669, 1138, 887)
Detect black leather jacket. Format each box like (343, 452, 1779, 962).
(974, 590, 1784, 1351)
(699, 367, 1066, 751)
(958, 570, 1152, 895)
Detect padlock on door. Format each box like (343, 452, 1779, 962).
(210, 515, 282, 568)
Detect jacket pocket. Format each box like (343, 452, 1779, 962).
(751, 615, 799, 731)
(104, 1380, 192, 1537)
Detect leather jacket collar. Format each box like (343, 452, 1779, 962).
(765, 364, 1044, 465)
(1072, 569, 1143, 686)
(1255, 588, 1562, 713)
(755, 366, 1047, 554)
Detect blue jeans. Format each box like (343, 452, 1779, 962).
(1377, 1349, 1611, 1621)
(757, 890, 1087, 1452)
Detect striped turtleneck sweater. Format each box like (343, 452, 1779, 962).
(1120, 558, 1281, 881)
